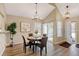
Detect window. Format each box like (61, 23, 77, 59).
(71, 22, 76, 40)
(57, 21, 62, 37)
(43, 23, 48, 34)
(34, 22, 42, 35)
(48, 22, 53, 38)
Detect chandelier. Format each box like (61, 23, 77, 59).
(33, 3, 39, 34)
(32, 3, 38, 20)
(65, 5, 70, 19)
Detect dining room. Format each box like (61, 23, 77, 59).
(1, 3, 79, 56)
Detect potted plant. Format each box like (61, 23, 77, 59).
(7, 22, 16, 47)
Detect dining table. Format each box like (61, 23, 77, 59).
(27, 36, 42, 52)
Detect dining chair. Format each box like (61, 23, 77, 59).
(35, 36, 48, 56)
(22, 35, 34, 53)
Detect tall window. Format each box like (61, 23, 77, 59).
(57, 21, 62, 37)
(43, 23, 48, 34)
(71, 22, 76, 40)
(34, 22, 42, 35)
(48, 22, 53, 38)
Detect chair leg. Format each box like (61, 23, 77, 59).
(40, 48, 43, 56)
(29, 45, 31, 49)
(35, 46, 37, 51)
(32, 45, 35, 53)
(23, 45, 26, 53)
(45, 46, 47, 54)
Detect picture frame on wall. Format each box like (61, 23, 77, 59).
(20, 22, 31, 32)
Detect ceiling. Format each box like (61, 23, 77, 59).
(55, 3, 79, 18)
(4, 3, 55, 19)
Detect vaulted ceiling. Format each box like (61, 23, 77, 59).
(4, 3, 55, 19)
(55, 3, 79, 18)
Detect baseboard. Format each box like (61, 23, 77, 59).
(6, 42, 23, 47)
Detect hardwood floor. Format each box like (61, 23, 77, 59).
(2, 42, 79, 56)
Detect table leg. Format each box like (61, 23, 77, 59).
(33, 41, 35, 53)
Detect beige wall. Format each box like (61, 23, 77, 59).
(5, 15, 41, 45)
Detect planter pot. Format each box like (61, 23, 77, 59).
(10, 38, 13, 47)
